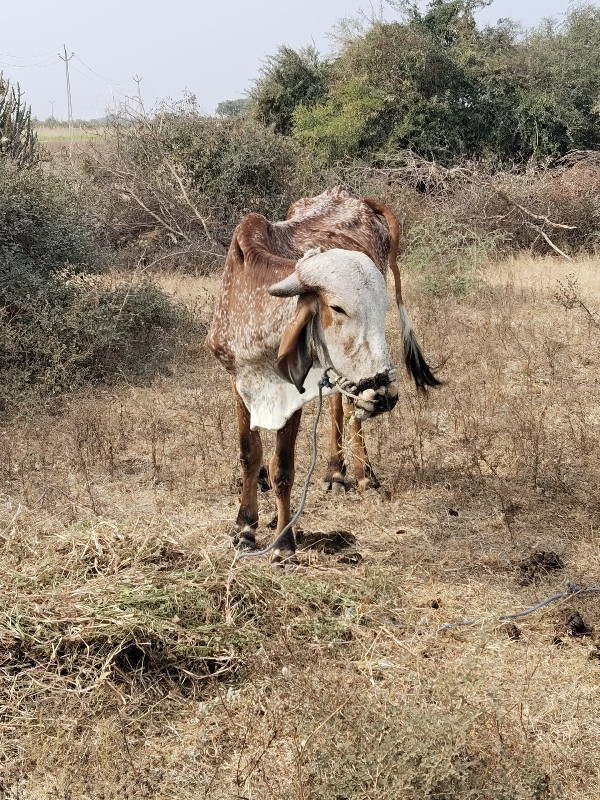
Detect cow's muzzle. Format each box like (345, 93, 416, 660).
(322, 367, 398, 421)
(354, 382, 398, 420)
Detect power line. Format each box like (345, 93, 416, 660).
(0, 47, 60, 59)
(70, 62, 110, 84)
(0, 57, 60, 69)
(73, 54, 128, 85)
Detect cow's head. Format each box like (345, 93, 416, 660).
(268, 248, 398, 419)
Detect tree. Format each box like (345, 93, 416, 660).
(516, 5, 600, 157)
(292, 0, 600, 165)
(294, 16, 477, 163)
(215, 98, 249, 118)
(250, 45, 331, 135)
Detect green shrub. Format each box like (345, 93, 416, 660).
(0, 158, 183, 413)
(87, 98, 302, 270)
(0, 159, 103, 279)
(0, 277, 182, 411)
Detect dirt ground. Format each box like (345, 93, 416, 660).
(1, 255, 599, 799)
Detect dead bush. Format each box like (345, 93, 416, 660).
(83, 97, 302, 273)
(328, 151, 600, 268)
(455, 154, 600, 256)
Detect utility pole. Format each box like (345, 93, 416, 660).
(58, 45, 74, 153)
(49, 99, 55, 120)
(133, 74, 143, 113)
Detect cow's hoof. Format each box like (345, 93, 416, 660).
(230, 525, 257, 550)
(357, 476, 381, 493)
(271, 549, 299, 569)
(236, 535, 258, 550)
(322, 476, 348, 494)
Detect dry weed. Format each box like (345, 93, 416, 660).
(0, 255, 599, 798)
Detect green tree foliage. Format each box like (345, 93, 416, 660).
(294, 77, 389, 163)
(155, 109, 298, 219)
(250, 45, 331, 134)
(0, 74, 39, 167)
(513, 5, 600, 157)
(291, 1, 600, 165)
(215, 98, 249, 117)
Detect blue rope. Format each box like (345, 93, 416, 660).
(438, 582, 600, 633)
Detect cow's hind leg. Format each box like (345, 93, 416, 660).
(232, 383, 262, 548)
(344, 401, 380, 492)
(322, 394, 346, 493)
(269, 408, 302, 563)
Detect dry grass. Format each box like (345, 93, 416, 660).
(1, 254, 600, 798)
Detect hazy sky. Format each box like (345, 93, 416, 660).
(2, 0, 576, 121)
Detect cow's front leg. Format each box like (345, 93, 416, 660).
(322, 394, 346, 493)
(232, 383, 262, 548)
(344, 401, 380, 492)
(269, 409, 302, 563)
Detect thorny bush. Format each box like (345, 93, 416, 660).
(84, 97, 302, 272)
(0, 158, 184, 413)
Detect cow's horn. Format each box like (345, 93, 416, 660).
(268, 272, 305, 297)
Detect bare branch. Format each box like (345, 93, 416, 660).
(144, 247, 225, 270)
(162, 158, 217, 245)
(120, 187, 193, 244)
(524, 221, 572, 260)
(493, 189, 577, 230)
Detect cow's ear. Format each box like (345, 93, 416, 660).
(276, 295, 318, 393)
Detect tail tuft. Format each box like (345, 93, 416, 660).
(399, 305, 442, 391)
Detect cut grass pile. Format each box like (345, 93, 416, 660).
(0, 499, 575, 799)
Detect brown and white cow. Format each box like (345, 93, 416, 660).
(207, 187, 439, 562)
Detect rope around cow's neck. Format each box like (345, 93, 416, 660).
(232, 372, 332, 564)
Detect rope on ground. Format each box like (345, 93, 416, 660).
(232, 374, 331, 564)
(438, 581, 600, 633)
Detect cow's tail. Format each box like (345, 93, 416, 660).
(364, 197, 442, 391)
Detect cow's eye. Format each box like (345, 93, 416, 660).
(330, 305, 348, 316)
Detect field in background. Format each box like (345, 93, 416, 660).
(35, 124, 102, 158)
(1, 255, 600, 798)
(35, 124, 101, 142)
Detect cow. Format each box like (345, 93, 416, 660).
(207, 187, 439, 563)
